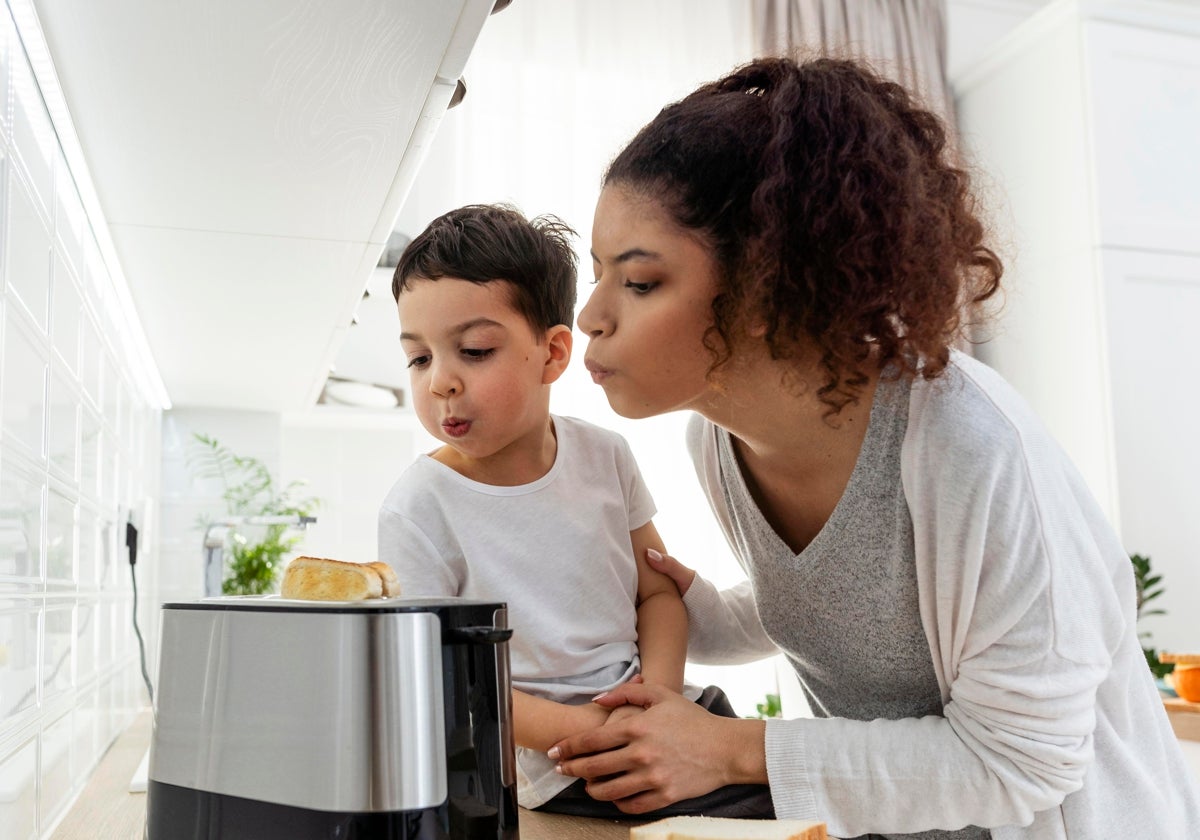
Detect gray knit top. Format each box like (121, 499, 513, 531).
(712, 375, 989, 840)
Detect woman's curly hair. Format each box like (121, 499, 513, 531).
(605, 56, 1002, 413)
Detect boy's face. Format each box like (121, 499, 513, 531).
(398, 278, 568, 468)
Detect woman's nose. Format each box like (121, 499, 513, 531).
(577, 289, 612, 339)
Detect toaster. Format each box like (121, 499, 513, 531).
(145, 596, 519, 839)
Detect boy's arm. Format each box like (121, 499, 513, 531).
(630, 520, 687, 693)
(513, 689, 609, 752)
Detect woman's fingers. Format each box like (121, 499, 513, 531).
(549, 723, 630, 766)
(585, 770, 658, 807)
(589, 680, 668, 710)
(645, 548, 697, 596)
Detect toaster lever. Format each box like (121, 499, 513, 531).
(448, 626, 513, 645)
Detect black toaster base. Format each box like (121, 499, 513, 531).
(146, 780, 518, 840)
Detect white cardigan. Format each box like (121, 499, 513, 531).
(683, 353, 1199, 838)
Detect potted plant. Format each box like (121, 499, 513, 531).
(1131, 553, 1174, 683)
(188, 433, 321, 595)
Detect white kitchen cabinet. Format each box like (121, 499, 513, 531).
(955, 0, 1200, 649)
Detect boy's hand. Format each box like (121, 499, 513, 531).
(579, 700, 614, 730)
(603, 703, 644, 727)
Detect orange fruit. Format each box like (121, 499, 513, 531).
(1170, 665, 1200, 703)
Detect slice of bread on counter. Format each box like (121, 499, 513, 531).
(281, 556, 400, 601)
(630, 816, 827, 840)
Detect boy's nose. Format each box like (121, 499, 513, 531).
(429, 364, 461, 397)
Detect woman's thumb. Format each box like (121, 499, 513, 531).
(646, 548, 696, 596)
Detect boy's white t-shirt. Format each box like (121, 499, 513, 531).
(377, 414, 660, 807)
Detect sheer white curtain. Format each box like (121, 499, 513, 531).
(750, 0, 956, 134)
(393, 1, 782, 713)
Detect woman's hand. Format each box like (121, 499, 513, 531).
(645, 549, 696, 597)
(548, 683, 767, 814)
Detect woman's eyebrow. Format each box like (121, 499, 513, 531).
(590, 247, 663, 265)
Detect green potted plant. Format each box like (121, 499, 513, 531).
(751, 693, 783, 720)
(188, 433, 321, 595)
(1131, 553, 1175, 683)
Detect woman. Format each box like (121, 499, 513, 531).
(553, 56, 1199, 839)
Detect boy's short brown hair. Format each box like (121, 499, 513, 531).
(392, 204, 578, 334)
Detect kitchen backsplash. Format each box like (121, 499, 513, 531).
(0, 4, 162, 838)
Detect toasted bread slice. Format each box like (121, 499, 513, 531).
(630, 816, 827, 840)
(1160, 652, 1200, 666)
(367, 561, 402, 597)
(281, 556, 383, 601)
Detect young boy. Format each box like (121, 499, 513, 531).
(377, 205, 772, 818)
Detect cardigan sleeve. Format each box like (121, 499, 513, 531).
(682, 576, 780, 664)
(763, 363, 1126, 837)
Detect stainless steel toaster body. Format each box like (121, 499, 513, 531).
(152, 601, 448, 811)
(146, 596, 518, 839)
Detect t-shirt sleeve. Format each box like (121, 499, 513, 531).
(614, 433, 656, 531)
(377, 502, 460, 597)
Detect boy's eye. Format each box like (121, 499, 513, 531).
(406, 355, 431, 369)
(461, 348, 495, 361)
(624, 280, 657, 295)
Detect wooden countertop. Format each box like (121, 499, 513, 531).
(51, 710, 635, 839)
(1165, 695, 1200, 742)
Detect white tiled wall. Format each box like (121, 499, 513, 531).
(0, 4, 162, 838)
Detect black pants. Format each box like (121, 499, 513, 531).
(534, 685, 776, 821)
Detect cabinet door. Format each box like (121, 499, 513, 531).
(1086, 21, 1200, 254)
(1102, 247, 1200, 651)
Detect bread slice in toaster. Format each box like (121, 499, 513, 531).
(630, 816, 828, 840)
(366, 561, 403, 597)
(281, 556, 393, 601)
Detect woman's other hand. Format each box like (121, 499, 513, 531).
(548, 682, 766, 814)
(645, 548, 696, 597)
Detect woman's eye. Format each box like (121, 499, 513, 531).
(624, 280, 657, 295)
(406, 355, 430, 369)
(462, 348, 495, 361)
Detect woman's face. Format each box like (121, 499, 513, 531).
(577, 185, 723, 419)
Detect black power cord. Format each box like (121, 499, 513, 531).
(127, 521, 155, 705)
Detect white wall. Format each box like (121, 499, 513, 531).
(0, 4, 162, 837)
(954, 1, 1200, 652)
(279, 408, 423, 566)
(157, 406, 419, 601)
(157, 407, 282, 605)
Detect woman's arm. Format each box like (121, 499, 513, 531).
(629, 521, 686, 693)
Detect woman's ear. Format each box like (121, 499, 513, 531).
(542, 325, 573, 385)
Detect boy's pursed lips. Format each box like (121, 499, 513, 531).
(442, 416, 472, 438)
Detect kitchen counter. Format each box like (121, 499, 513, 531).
(58, 700, 1198, 839)
(52, 710, 636, 839)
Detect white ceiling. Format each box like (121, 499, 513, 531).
(30, 0, 499, 411)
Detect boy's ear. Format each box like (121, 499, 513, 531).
(542, 325, 573, 385)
